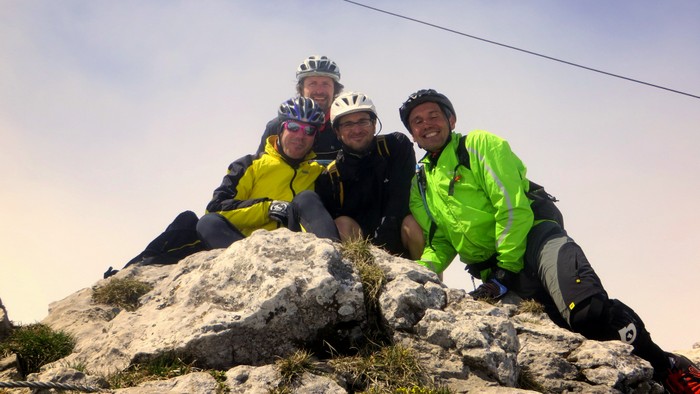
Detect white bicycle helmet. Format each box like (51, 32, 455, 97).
(296, 55, 341, 82)
(278, 96, 325, 126)
(330, 91, 377, 128)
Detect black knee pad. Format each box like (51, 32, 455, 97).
(604, 299, 668, 372)
(572, 297, 669, 373)
(571, 296, 650, 345)
(605, 299, 649, 345)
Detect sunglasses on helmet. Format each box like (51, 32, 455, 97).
(283, 121, 318, 136)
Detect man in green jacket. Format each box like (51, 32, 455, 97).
(399, 88, 700, 393)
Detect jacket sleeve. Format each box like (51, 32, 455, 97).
(469, 133, 533, 273)
(409, 175, 457, 274)
(381, 133, 417, 221)
(256, 118, 280, 155)
(314, 169, 338, 218)
(417, 225, 457, 274)
(205, 154, 273, 229)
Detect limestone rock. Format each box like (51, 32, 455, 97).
(112, 371, 219, 394)
(4, 229, 691, 393)
(43, 230, 365, 375)
(225, 364, 346, 394)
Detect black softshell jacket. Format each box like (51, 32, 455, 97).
(316, 132, 416, 255)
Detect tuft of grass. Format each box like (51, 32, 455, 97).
(0, 323, 75, 376)
(517, 299, 545, 315)
(275, 349, 316, 385)
(340, 237, 385, 302)
(208, 369, 231, 394)
(330, 344, 444, 393)
(107, 352, 197, 388)
(340, 237, 391, 347)
(66, 360, 88, 372)
(106, 353, 231, 393)
(92, 277, 153, 311)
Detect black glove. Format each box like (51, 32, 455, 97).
(268, 200, 290, 226)
(469, 278, 508, 300)
(469, 268, 514, 300)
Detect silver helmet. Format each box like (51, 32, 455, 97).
(296, 55, 341, 82)
(278, 96, 325, 126)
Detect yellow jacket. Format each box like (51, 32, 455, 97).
(204, 136, 324, 236)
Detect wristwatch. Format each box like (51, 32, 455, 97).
(492, 268, 513, 287)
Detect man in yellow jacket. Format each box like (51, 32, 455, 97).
(256, 55, 344, 163)
(198, 97, 339, 248)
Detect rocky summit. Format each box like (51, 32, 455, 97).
(1, 229, 698, 393)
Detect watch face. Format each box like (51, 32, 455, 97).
(495, 269, 506, 282)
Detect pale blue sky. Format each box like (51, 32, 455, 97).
(1, 1, 699, 351)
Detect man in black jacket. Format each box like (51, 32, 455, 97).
(256, 55, 344, 163)
(316, 91, 417, 257)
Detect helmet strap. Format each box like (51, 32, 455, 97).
(275, 135, 305, 168)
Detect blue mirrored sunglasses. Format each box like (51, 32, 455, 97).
(284, 121, 318, 136)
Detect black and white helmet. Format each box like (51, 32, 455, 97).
(399, 89, 456, 132)
(296, 55, 341, 82)
(330, 91, 377, 128)
(277, 97, 325, 126)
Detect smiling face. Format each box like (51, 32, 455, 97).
(407, 102, 455, 152)
(335, 111, 376, 153)
(302, 76, 335, 111)
(280, 122, 316, 159)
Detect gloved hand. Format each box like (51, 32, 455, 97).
(268, 200, 290, 226)
(469, 278, 508, 300)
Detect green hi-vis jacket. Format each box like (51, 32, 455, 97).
(204, 135, 324, 236)
(409, 131, 534, 280)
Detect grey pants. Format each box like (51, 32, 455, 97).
(512, 221, 668, 375)
(515, 221, 606, 326)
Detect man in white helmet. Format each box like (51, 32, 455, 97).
(315, 92, 417, 257)
(256, 55, 344, 163)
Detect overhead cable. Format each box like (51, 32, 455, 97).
(342, 0, 700, 100)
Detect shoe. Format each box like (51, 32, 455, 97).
(663, 352, 700, 394)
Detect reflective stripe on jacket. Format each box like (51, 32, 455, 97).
(409, 131, 534, 279)
(205, 136, 324, 236)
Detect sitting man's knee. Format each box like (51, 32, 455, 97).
(196, 213, 243, 249)
(292, 190, 321, 208)
(401, 214, 425, 260)
(335, 216, 362, 242)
